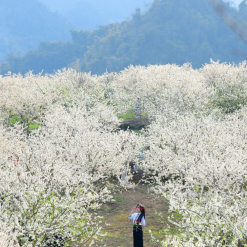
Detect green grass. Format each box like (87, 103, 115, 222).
(117, 112, 147, 120)
(10, 115, 41, 130)
(112, 195, 124, 204)
(28, 124, 41, 130)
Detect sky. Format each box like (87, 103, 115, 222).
(37, 0, 245, 31)
(232, 0, 244, 6)
(39, 0, 244, 13)
(38, 0, 150, 30)
(39, 0, 150, 15)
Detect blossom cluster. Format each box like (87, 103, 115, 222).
(1, 60, 247, 246)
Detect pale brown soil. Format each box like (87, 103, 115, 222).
(71, 183, 171, 247)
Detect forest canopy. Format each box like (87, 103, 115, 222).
(1, 0, 247, 75)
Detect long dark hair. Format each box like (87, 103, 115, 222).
(136, 203, 145, 225)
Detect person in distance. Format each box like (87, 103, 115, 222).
(128, 203, 146, 247)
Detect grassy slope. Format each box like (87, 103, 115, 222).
(70, 183, 181, 247)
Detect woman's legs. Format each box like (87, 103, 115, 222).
(133, 226, 143, 247)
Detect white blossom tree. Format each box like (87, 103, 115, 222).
(2, 60, 247, 246)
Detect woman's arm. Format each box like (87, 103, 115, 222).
(128, 207, 136, 217)
(141, 216, 146, 226)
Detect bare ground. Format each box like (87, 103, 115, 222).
(71, 183, 172, 247)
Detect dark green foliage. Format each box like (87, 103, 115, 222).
(1, 0, 247, 75)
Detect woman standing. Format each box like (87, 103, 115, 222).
(128, 203, 146, 247)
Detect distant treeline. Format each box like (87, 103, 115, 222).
(0, 0, 72, 63)
(1, 0, 247, 75)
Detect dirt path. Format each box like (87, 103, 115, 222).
(71, 183, 171, 247)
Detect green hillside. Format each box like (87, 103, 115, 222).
(0, 0, 72, 62)
(1, 0, 247, 75)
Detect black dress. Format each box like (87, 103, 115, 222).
(133, 225, 143, 247)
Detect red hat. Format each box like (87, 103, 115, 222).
(136, 203, 145, 212)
